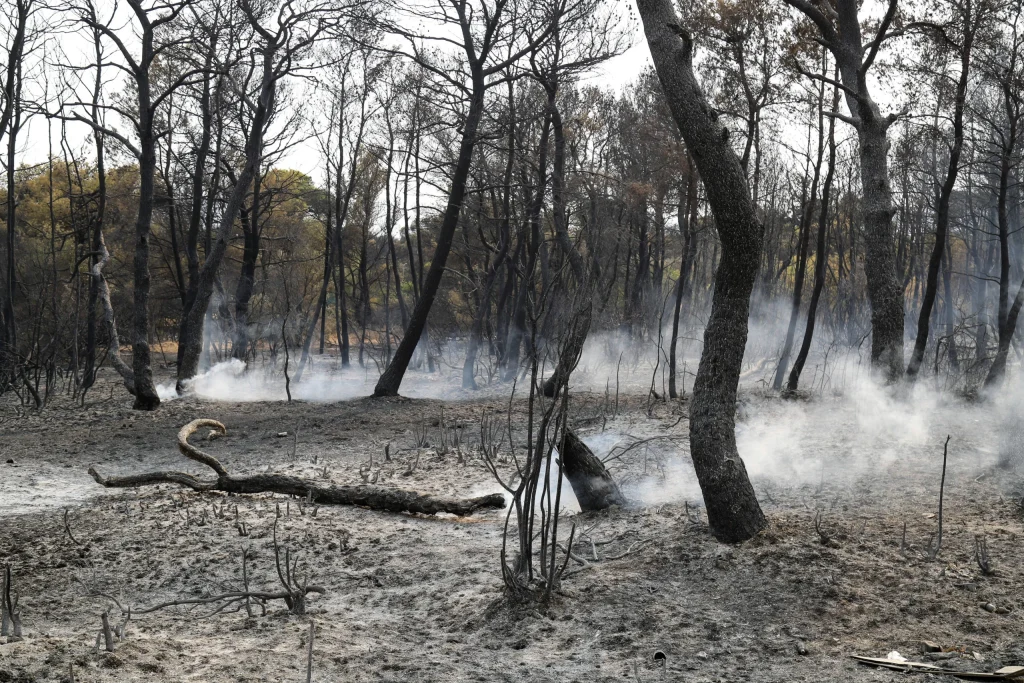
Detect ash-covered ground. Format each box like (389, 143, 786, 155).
(1, 360, 1022, 682)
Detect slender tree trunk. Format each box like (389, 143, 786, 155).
(775, 77, 826, 391)
(541, 95, 592, 397)
(984, 92, 1022, 388)
(942, 237, 959, 371)
(373, 73, 487, 396)
(295, 210, 334, 382)
(131, 98, 161, 410)
(463, 84, 516, 389)
(3, 72, 20, 365)
(503, 112, 552, 383)
(176, 45, 277, 390)
(231, 203, 260, 363)
(669, 166, 698, 399)
(788, 78, 840, 392)
(0, 0, 29, 366)
(176, 56, 216, 368)
(908, 26, 973, 377)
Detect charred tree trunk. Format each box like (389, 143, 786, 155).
(503, 112, 551, 383)
(787, 79, 839, 393)
(786, 0, 905, 381)
(541, 96, 592, 398)
(942, 238, 959, 372)
(638, 0, 767, 542)
(775, 75, 826, 391)
(231, 202, 260, 363)
(295, 209, 334, 383)
(373, 72, 487, 396)
(176, 53, 216, 370)
(463, 82, 516, 389)
(984, 90, 1024, 388)
(131, 99, 161, 409)
(0, 0, 28, 368)
(908, 19, 974, 378)
(668, 166, 698, 399)
(176, 18, 282, 391)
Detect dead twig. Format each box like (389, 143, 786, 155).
(100, 612, 114, 652)
(306, 620, 316, 683)
(974, 535, 994, 576)
(63, 508, 83, 546)
(2, 564, 23, 641)
(814, 510, 830, 545)
(929, 435, 951, 560)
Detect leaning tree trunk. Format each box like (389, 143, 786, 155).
(638, 0, 767, 543)
(89, 420, 506, 517)
(373, 73, 486, 397)
(908, 33, 971, 378)
(788, 79, 839, 393)
(176, 46, 276, 391)
(775, 76, 825, 391)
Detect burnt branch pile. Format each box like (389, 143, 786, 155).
(88, 419, 506, 517)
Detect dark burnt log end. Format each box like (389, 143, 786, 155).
(559, 428, 626, 511)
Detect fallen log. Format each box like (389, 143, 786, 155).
(89, 419, 506, 517)
(560, 427, 626, 511)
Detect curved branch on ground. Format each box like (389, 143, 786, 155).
(88, 419, 507, 517)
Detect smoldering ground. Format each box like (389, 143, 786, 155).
(2, 369, 1022, 683)
(3, 299, 1022, 683)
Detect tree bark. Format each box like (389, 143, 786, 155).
(637, 0, 767, 543)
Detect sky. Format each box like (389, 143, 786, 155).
(15, 0, 654, 178)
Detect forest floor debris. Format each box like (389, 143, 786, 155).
(0, 372, 1022, 681)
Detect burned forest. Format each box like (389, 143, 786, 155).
(2, 0, 1024, 680)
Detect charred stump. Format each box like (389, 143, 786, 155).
(88, 419, 505, 517)
(560, 428, 625, 511)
